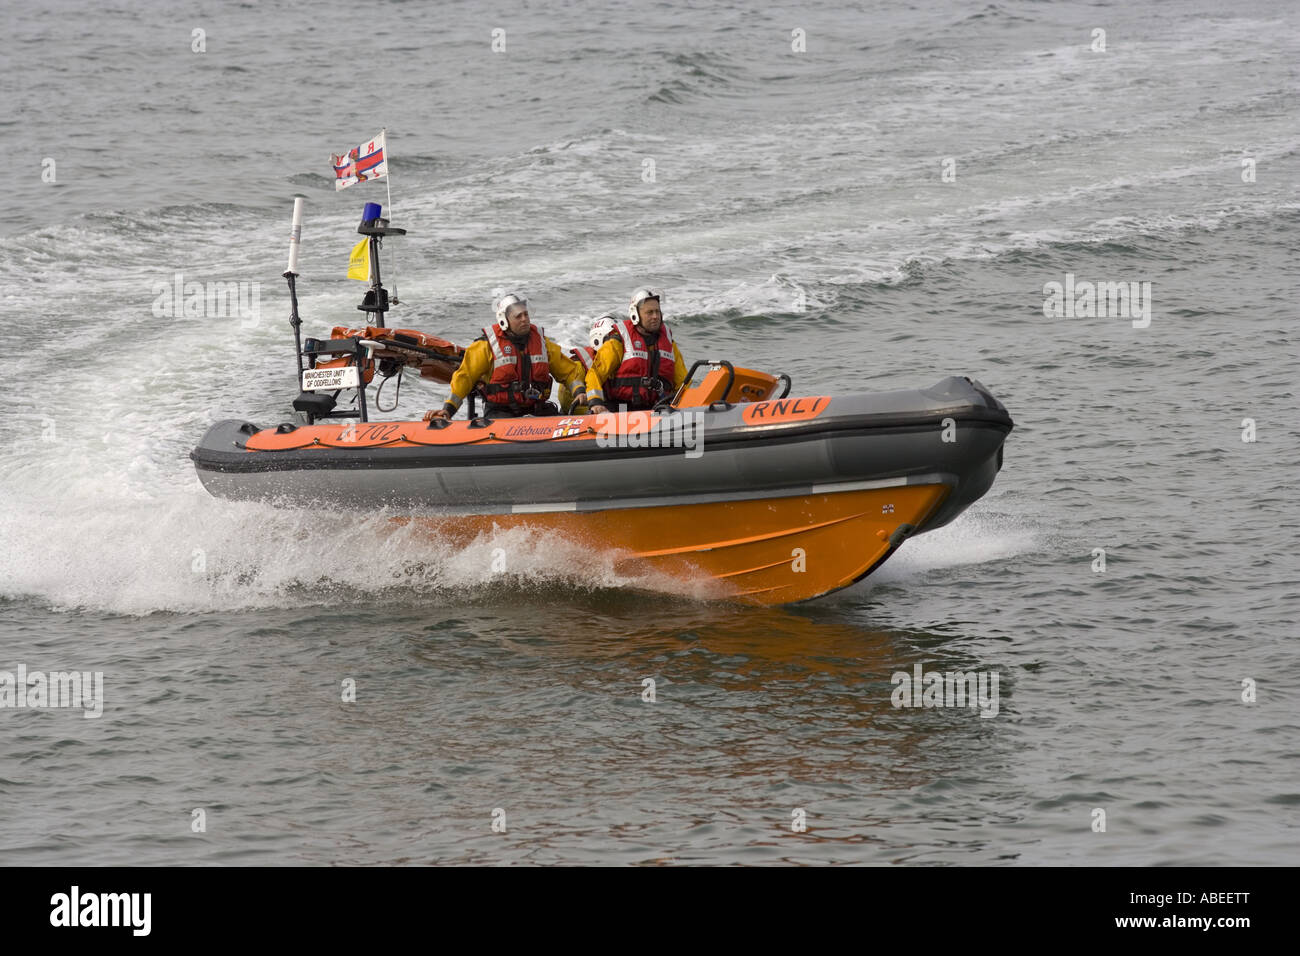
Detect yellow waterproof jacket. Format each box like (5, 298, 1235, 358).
(585, 337, 688, 404)
(446, 336, 587, 412)
(555, 382, 590, 414)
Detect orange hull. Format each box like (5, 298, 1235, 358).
(406, 483, 950, 605)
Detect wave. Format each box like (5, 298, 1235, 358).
(644, 50, 751, 105)
(0, 483, 707, 616)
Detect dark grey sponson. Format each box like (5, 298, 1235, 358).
(192, 376, 1013, 531)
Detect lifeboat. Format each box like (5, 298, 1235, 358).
(192, 363, 1013, 604)
(190, 199, 1014, 605)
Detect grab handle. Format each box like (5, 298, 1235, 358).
(674, 359, 735, 406)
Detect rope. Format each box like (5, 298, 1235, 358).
(374, 366, 403, 413)
(244, 425, 599, 453)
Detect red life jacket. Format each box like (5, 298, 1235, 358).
(606, 318, 677, 408)
(569, 345, 596, 372)
(480, 324, 551, 410)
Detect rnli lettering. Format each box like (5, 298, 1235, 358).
(742, 396, 830, 424)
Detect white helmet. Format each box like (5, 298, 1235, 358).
(628, 288, 661, 323)
(494, 293, 528, 331)
(589, 314, 618, 350)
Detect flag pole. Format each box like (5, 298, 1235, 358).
(383, 127, 393, 219)
(382, 127, 398, 305)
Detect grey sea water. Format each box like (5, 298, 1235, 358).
(1, 0, 1297, 865)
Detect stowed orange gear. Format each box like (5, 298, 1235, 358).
(313, 326, 464, 386)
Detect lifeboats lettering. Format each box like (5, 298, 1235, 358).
(742, 396, 829, 424)
(505, 423, 564, 439)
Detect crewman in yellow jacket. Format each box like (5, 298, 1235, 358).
(586, 289, 688, 414)
(556, 314, 619, 414)
(424, 294, 587, 420)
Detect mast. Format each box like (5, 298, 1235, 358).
(356, 201, 405, 329)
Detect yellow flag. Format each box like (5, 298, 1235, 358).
(347, 238, 370, 281)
